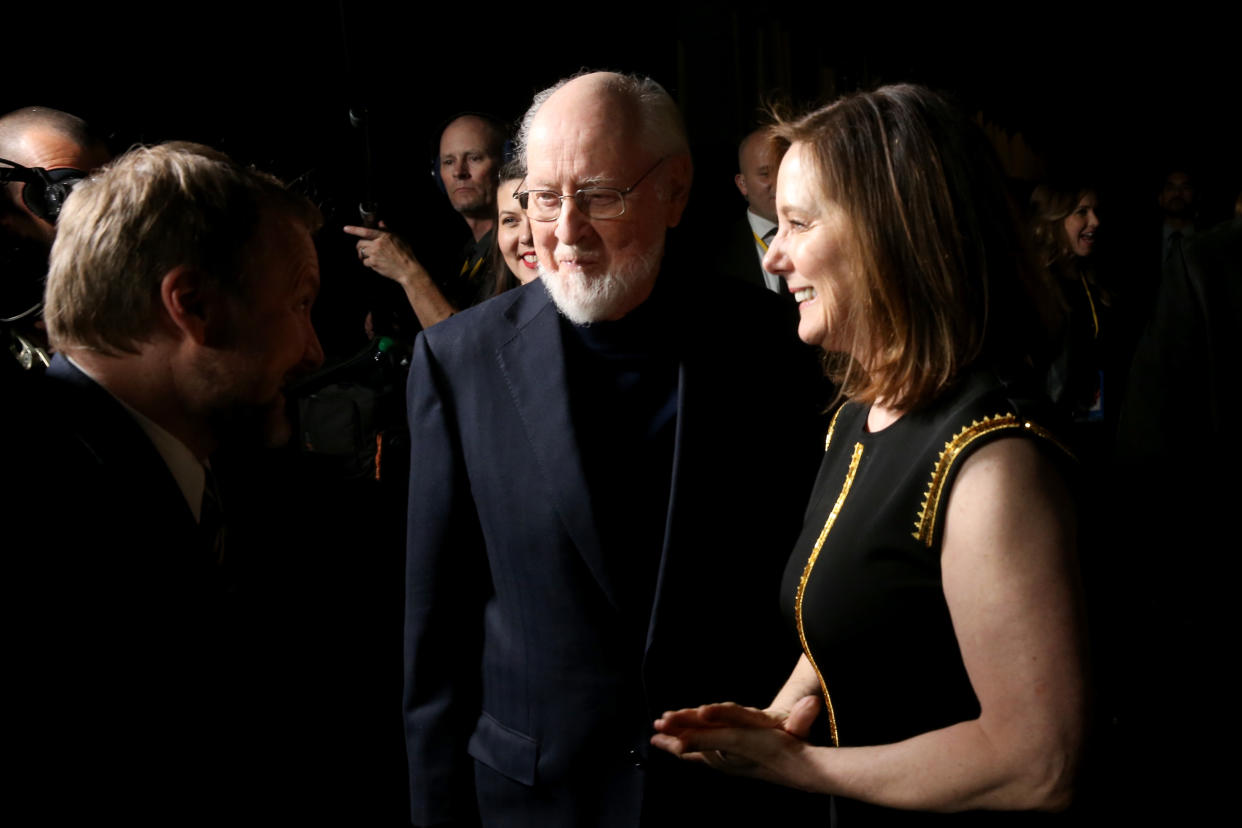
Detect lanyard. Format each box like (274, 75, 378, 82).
(1079, 275, 1099, 339)
(459, 253, 485, 280)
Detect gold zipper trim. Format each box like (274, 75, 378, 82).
(912, 415, 1073, 547)
(794, 440, 863, 747)
(824, 404, 846, 451)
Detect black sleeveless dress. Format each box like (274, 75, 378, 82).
(778, 369, 1072, 825)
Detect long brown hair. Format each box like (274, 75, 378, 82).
(46, 141, 320, 355)
(773, 85, 1056, 411)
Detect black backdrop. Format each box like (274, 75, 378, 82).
(12, 4, 1237, 355)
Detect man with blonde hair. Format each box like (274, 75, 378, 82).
(8, 141, 325, 818)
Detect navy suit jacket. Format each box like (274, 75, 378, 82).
(7, 356, 345, 820)
(10, 356, 220, 630)
(403, 275, 825, 826)
(7, 357, 238, 814)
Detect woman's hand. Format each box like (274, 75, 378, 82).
(653, 435, 1086, 812)
(651, 695, 823, 787)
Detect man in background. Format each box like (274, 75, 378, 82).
(344, 113, 505, 328)
(0, 106, 109, 374)
(715, 127, 787, 296)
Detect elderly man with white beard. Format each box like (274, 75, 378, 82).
(402, 71, 824, 828)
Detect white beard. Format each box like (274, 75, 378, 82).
(539, 242, 663, 325)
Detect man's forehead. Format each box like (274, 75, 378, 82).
(524, 128, 637, 188)
(250, 215, 318, 284)
(524, 156, 630, 189)
(743, 138, 778, 170)
(440, 117, 497, 155)
(16, 127, 106, 171)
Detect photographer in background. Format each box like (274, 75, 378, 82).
(1, 106, 109, 376)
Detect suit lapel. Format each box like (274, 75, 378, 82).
(496, 289, 620, 610)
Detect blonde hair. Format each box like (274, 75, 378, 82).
(45, 141, 320, 354)
(517, 71, 690, 166)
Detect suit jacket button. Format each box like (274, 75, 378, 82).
(626, 748, 644, 769)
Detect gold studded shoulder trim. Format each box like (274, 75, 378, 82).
(794, 441, 863, 747)
(912, 415, 1073, 547)
(824, 405, 847, 452)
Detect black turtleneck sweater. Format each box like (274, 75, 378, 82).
(559, 286, 679, 638)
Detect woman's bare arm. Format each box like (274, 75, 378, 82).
(653, 437, 1087, 812)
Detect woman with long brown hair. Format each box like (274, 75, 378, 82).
(652, 85, 1087, 824)
(1029, 182, 1109, 433)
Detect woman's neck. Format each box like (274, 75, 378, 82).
(865, 401, 904, 433)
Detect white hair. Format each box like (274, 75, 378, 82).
(538, 241, 663, 325)
(516, 71, 689, 167)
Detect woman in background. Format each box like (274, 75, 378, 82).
(652, 85, 1087, 824)
(1029, 182, 1110, 440)
(490, 158, 538, 296)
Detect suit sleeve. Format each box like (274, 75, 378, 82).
(403, 332, 487, 826)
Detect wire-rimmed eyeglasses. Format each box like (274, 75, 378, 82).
(514, 157, 666, 222)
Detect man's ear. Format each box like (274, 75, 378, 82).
(734, 172, 749, 199)
(663, 154, 694, 229)
(160, 266, 229, 346)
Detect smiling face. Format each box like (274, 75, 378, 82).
(496, 177, 537, 283)
(763, 142, 856, 352)
(524, 75, 689, 323)
(1062, 192, 1099, 258)
(438, 116, 500, 217)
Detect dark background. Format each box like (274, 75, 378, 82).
(11, 3, 1236, 356)
(9, 6, 1236, 821)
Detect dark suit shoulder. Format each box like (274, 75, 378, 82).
(708, 270, 786, 315)
(692, 214, 767, 290)
(687, 271, 801, 345)
(418, 281, 549, 362)
(22, 360, 159, 477)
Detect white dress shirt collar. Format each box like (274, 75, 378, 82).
(65, 355, 206, 521)
(744, 211, 782, 293)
